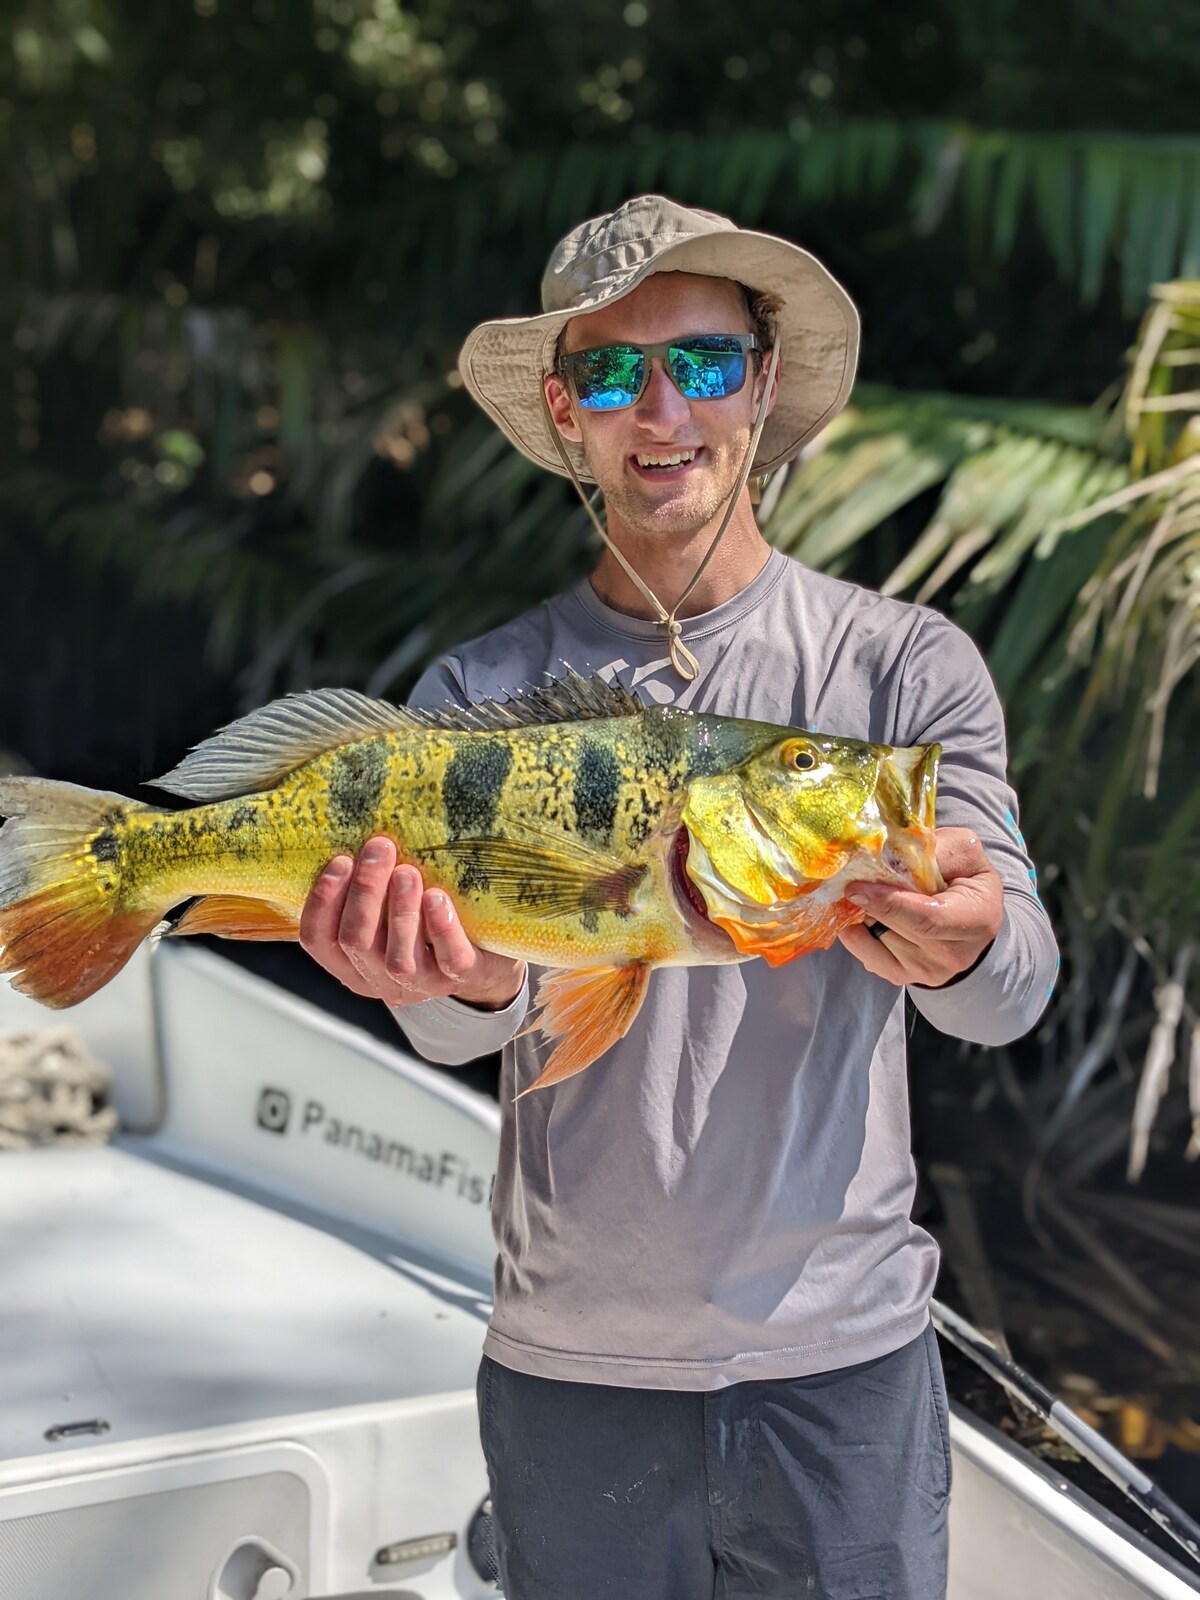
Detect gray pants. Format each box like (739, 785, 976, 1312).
(477, 1325, 951, 1600)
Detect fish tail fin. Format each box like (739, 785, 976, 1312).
(0, 777, 163, 1007)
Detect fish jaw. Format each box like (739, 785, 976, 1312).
(681, 829, 855, 963)
(875, 744, 944, 894)
(678, 740, 944, 962)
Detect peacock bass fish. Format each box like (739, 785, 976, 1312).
(0, 673, 943, 1094)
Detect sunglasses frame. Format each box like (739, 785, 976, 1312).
(556, 332, 763, 411)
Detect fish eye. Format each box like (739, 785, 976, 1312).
(786, 745, 816, 772)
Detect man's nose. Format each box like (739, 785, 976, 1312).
(634, 358, 692, 427)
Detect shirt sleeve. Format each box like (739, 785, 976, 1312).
(893, 613, 1060, 1046)
(388, 654, 531, 1065)
(390, 970, 531, 1065)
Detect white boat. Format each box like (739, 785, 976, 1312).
(0, 944, 1196, 1599)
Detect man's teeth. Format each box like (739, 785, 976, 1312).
(636, 449, 697, 468)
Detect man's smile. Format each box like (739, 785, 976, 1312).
(629, 445, 706, 481)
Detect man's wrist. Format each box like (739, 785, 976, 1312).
(454, 962, 526, 1012)
(909, 938, 996, 991)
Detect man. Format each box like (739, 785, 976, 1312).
(300, 196, 1058, 1599)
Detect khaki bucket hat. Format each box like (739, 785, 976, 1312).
(457, 193, 860, 483)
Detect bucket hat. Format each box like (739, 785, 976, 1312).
(457, 193, 860, 483)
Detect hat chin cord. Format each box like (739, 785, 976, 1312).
(541, 338, 782, 683)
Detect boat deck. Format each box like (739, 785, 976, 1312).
(0, 1141, 491, 1463)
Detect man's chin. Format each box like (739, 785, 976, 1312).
(619, 507, 718, 541)
(604, 478, 731, 538)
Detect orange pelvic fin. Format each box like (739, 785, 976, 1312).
(168, 895, 302, 941)
(517, 961, 652, 1098)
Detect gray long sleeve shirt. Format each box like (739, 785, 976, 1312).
(396, 551, 1058, 1388)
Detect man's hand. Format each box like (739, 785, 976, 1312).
(836, 827, 1004, 988)
(299, 836, 526, 1011)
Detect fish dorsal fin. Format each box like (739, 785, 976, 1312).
(152, 670, 645, 801)
(420, 666, 644, 731)
(152, 688, 424, 800)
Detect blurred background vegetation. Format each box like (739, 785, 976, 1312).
(3, 0, 1200, 1498)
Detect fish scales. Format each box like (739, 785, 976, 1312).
(0, 676, 944, 1093)
(89, 720, 691, 969)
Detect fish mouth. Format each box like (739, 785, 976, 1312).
(671, 826, 712, 927)
(877, 744, 944, 894)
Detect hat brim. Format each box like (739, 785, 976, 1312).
(457, 229, 860, 483)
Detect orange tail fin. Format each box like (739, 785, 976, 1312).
(516, 962, 652, 1098)
(0, 777, 163, 1008)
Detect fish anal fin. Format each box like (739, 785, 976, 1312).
(517, 962, 652, 1097)
(168, 895, 302, 942)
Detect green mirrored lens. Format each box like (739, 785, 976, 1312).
(573, 346, 645, 409)
(669, 337, 747, 400)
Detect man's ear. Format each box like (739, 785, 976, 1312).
(544, 373, 583, 444)
(754, 348, 781, 417)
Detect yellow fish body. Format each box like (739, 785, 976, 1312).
(0, 675, 942, 1093)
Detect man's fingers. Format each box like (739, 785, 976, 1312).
(384, 864, 428, 984)
(839, 827, 1004, 985)
(840, 918, 976, 987)
(846, 884, 972, 942)
(933, 827, 989, 883)
(422, 887, 479, 984)
(299, 855, 354, 951)
(846, 847, 1001, 944)
(337, 836, 396, 965)
(299, 855, 382, 994)
(837, 922, 909, 985)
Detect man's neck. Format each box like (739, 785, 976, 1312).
(588, 494, 773, 621)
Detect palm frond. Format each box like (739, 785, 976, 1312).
(1059, 282, 1200, 798)
(375, 125, 1200, 325)
(765, 387, 1126, 681)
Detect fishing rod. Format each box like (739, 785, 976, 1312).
(930, 1297, 1200, 1572)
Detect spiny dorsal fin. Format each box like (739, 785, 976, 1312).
(152, 670, 645, 801)
(418, 667, 644, 731)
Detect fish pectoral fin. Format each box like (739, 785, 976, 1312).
(167, 895, 303, 941)
(516, 962, 652, 1098)
(418, 836, 647, 921)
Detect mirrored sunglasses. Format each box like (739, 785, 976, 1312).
(557, 333, 762, 411)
